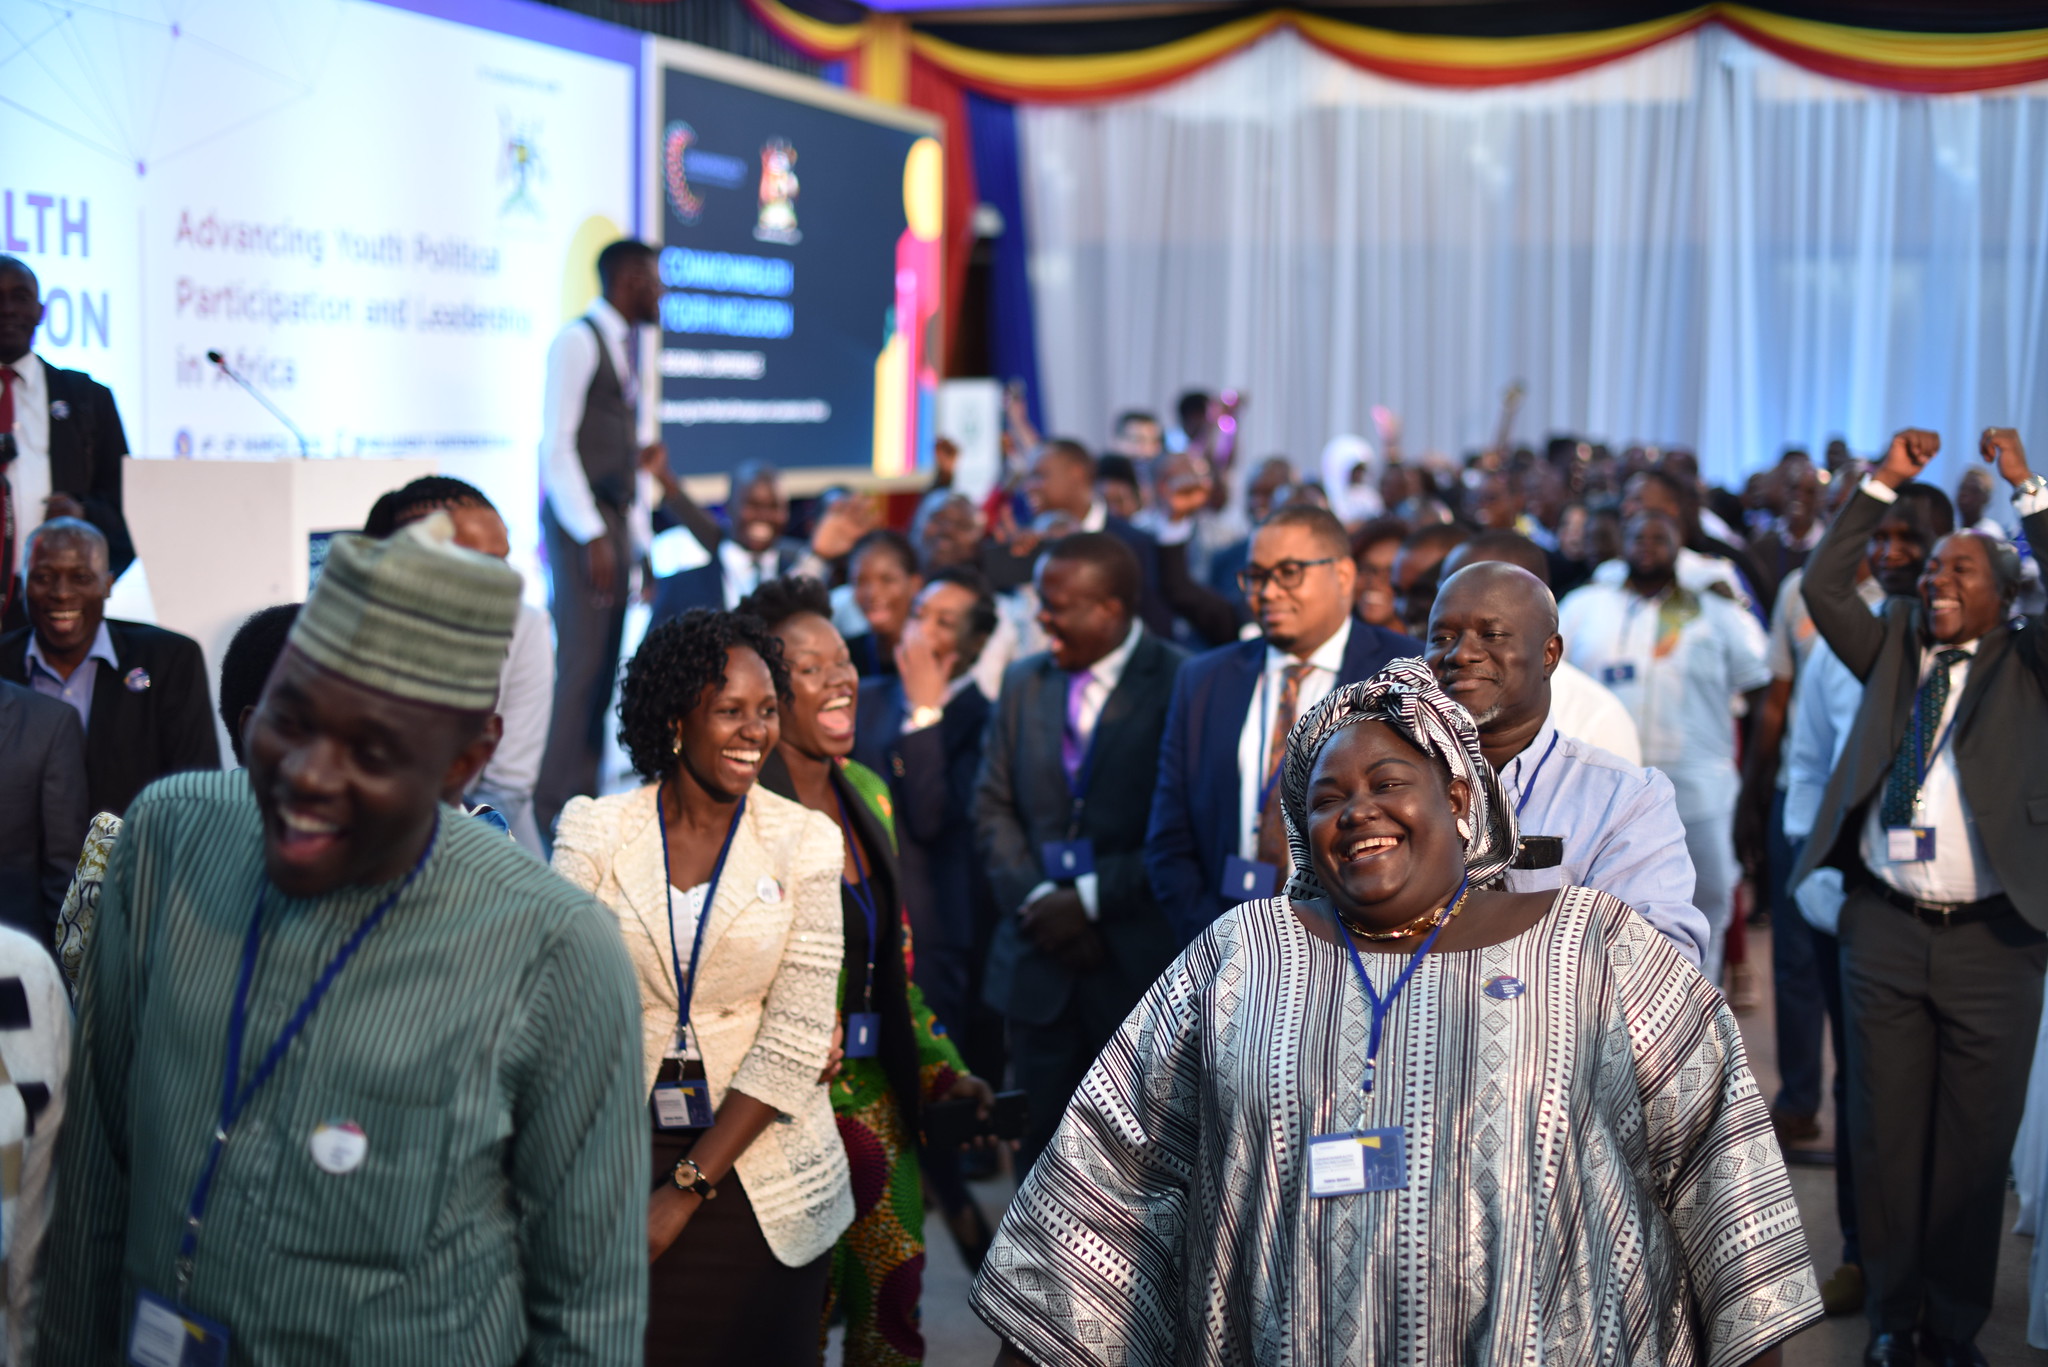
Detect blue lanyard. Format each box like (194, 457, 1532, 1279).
(1512, 732, 1562, 821)
(832, 790, 880, 1013)
(657, 786, 746, 1036)
(178, 817, 440, 1300)
(1333, 872, 1467, 1098)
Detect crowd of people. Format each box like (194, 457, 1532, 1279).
(0, 236, 2045, 1366)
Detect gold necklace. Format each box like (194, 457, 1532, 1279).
(1339, 881, 1473, 942)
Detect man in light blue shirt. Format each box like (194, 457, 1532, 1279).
(25, 617, 115, 730)
(1428, 562, 1707, 965)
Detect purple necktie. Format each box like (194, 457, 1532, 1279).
(1062, 670, 1091, 783)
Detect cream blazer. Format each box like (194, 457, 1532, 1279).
(552, 782, 853, 1267)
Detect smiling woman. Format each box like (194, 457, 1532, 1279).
(973, 659, 1821, 1367)
(740, 574, 995, 1367)
(551, 608, 854, 1367)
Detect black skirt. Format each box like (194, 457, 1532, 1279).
(646, 1130, 833, 1366)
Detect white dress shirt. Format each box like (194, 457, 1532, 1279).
(4, 353, 51, 568)
(1547, 660, 1642, 766)
(538, 299, 654, 546)
(1557, 580, 1772, 822)
(1025, 617, 1145, 920)
(1235, 616, 1351, 860)
(467, 602, 555, 852)
(1858, 640, 2001, 906)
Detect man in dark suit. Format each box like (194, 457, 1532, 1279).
(1148, 505, 1420, 944)
(853, 565, 999, 1043)
(0, 518, 218, 815)
(0, 676, 87, 938)
(0, 255, 134, 594)
(1795, 426, 2048, 1367)
(1023, 439, 1237, 647)
(975, 532, 1186, 1172)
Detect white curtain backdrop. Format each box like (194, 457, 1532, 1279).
(1017, 27, 2048, 488)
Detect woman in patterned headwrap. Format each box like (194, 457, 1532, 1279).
(972, 657, 1821, 1367)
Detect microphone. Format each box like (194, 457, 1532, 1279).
(207, 349, 312, 459)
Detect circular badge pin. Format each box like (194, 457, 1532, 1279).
(1483, 974, 1526, 1001)
(309, 1120, 369, 1175)
(124, 667, 152, 693)
(757, 876, 784, 905)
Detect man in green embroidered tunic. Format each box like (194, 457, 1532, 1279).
(39, 515, 647, 1364)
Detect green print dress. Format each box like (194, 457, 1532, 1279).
(825, 758, 970, 1366)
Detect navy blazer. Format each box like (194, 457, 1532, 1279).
(0, 680, 88, 940)
(976, 632, 1185, 1027)
(1145, 615, 1422, 944)
(852, 675, 991, 1035)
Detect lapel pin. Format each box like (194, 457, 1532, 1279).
(124, 667, 151, 692)
(49, 400, 70, 421)
(757, 875, 783, 905)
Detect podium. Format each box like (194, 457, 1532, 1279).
(124, 458, 436, 748)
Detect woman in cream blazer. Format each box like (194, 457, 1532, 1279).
(552, 610, 853, 1366)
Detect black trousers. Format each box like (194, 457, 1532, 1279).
(1008, 986, 1130, 1177)
(647, 1132, 832, 1366)
(1839, 882, 2047, 1341)
(535, 501, 628, 844)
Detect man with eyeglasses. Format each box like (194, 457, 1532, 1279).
(1147, 505, 1419, 944)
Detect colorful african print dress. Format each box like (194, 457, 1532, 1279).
(827, 758, 969, 1366)
(973, 887, 1822, 1366)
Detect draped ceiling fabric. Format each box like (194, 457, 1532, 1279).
(1016, 27, 2048, 485)
(718, 0, 2048, 482)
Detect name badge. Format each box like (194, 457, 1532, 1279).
(1600, 663, 1637, 686)
(1307, 1126, 1407, 1198)
(1221, 854, 1278, 902)
(129, 1290, 230, 1367)
(1512, 836, 1563, 870)
(1041, 839, 1095, 880)
(651, 1055, 715, 1130)
(1887, 826, 1937, 863)
(844, 1010, 881, 1058)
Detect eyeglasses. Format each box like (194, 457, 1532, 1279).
(1237, 556, 1338, 594)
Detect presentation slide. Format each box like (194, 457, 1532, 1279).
(2, 0, 641, 588)
(652, 45, 943, 481)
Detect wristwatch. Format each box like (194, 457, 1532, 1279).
(908, 704, 944, 730)
(2013, 474, 2048, 502)
(671, 1156, 717, 1200)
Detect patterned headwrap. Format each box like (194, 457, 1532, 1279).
(1279, 657, 1519, 903)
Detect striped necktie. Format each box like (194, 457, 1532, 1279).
(1254, 663, 1312, 865)
(1878, 648, 1969, 828)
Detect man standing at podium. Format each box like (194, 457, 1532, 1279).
(534, 239, 663, 842)
(0, 255, 135, 603)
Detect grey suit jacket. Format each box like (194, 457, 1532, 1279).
(1793, 483, 2048, 928)
(975, 630, 1186, 1026)
(0, 680, 89, 942)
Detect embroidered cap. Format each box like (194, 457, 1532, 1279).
(287, 511, 518, 711)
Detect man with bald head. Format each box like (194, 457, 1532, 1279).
(0, 517, 217, 815)
(1426, 562, 1706, 963)
(1441, 531, 1641, 764)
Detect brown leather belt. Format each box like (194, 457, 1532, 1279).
(1859, 872, 2015, 927)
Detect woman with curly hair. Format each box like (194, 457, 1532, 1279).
(738, 574, 995, 1367)
(551, 608, 853, 1366)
